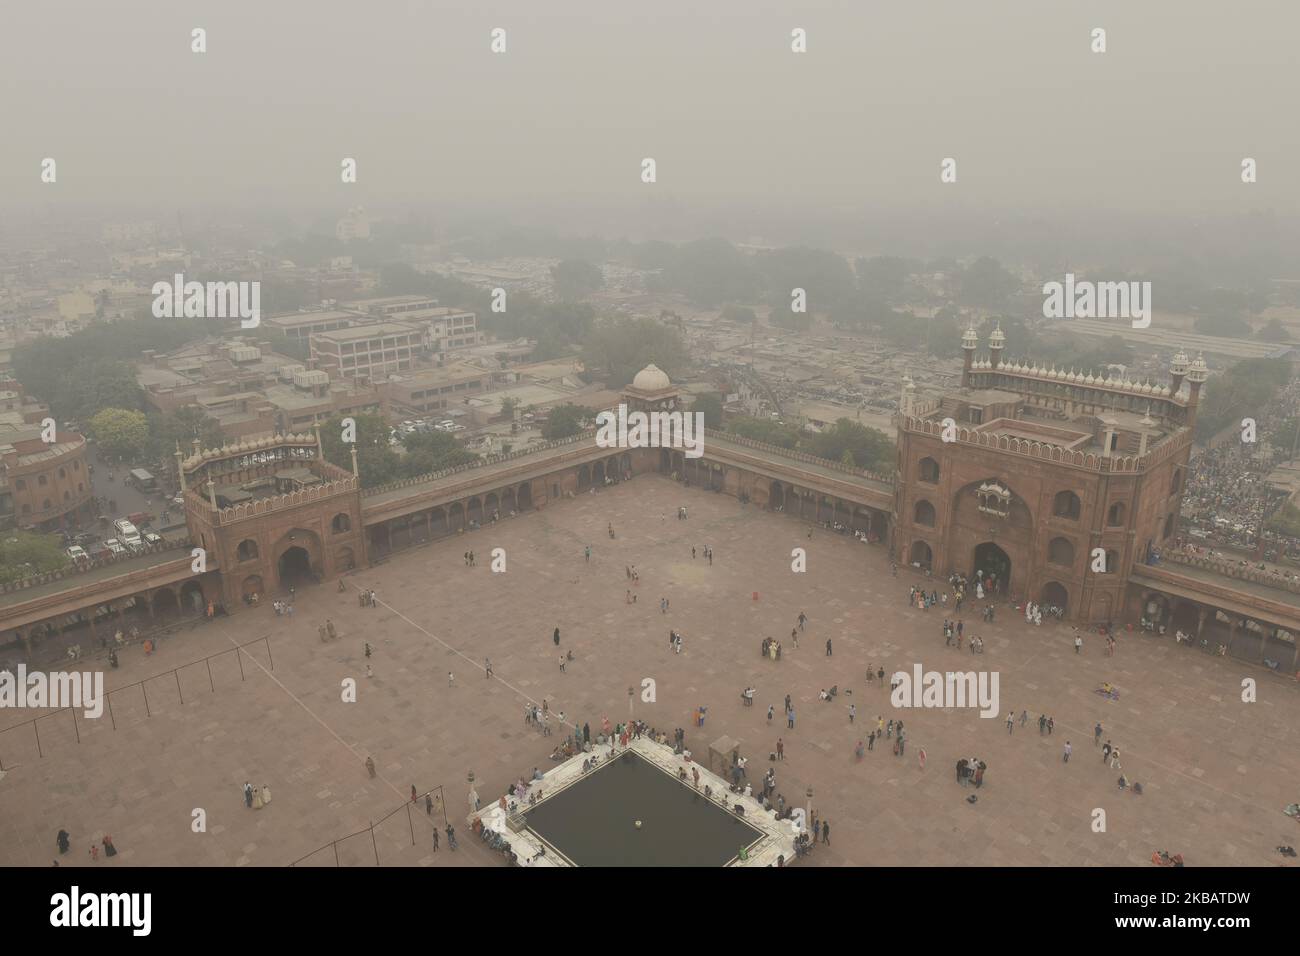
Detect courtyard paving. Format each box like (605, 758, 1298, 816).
(2, 475, 1298, 867)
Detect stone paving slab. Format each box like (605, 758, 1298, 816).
(1, 476, 1297, 867)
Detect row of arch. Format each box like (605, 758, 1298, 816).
(367, 481, 535, 555)
(1140, 591, 1298, 670)
(6, 578, 212, 654)
(577, 453, 634, 493)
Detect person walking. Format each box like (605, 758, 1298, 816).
(787, 707, 795, 730)
(918, 747, 926, 770)
(849, 703, 856, 724)
(1047, 716, 1054, 735)
(553, 627, 561, 646)
(821, 820, 830, 845)
(776, 737, 785, 760)
(1110, 748, 1122, 770)
(825, 638, 833, 657)
(431, 827, 440, 851)
(447, 671, 454, 687)
(425, 793, 433, 816)
(1007, 712, 1014, 734)
(1019, 710, 1028, 727)
(766, 704, 774, 725)
(484, 658, 492, 679)
(1102, 740, 1113, 763)
(1063, 740, 1072, 763)
(243, 782, 253, 808)
(1094, 722, 1104, 746)
(867, 731, 875, 751)
(798, 611, 807, 631)
(365, 756, 376, 778)
(1074, 634, 1083, 654)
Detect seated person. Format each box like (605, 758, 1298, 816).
(819, 688, 830, 701)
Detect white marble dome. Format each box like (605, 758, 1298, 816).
(632, 363, 672, 392)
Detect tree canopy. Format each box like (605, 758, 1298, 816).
(0, 531, 69, 584)
(88, 408, 150, 463)
(542, 403, 588, 440)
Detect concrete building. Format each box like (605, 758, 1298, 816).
(0, 425, 94, 532)
(310, 322, 425, 381)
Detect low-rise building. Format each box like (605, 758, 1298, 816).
(0, 425, 94, 532)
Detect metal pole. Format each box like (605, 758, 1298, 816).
(406, 803, 415, 846)
(369, 822, 380, 865)
(237, 647, 245, 682)
(70, 707, 80, 744)
(334, 841, 340, 867)
(265, 635, 274, 671)
(142, 681, 150, 717)
(175, 670, 184, 705)
(33, 719, 42, 758)
(107, 691, 116, 730)
(206, 658, 215, 693)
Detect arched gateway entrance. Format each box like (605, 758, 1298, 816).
(278, 546, 313, 587)
(973, 542, 1012, 594)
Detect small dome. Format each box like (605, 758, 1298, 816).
(989, 323, 1006, 346)
(1187, 352, 1209, 383)
(961, 323, 978, 349)
(632, 363, 672, 392)
(1170, 349, 1190, 374)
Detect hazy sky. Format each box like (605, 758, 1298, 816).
(2, 0, 1298, 220)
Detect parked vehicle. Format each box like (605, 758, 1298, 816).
(66, 545, 89, 564)
(113, 519, 142, 549)
(101, 538, 127, 558)
(127, 468, 158, 493)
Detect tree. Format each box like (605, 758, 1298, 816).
(727, 416, 801, 448)
(1257, 318, 1292, 343)
(0, 531, 70, 584)
(320, 412, 401, 488)
(400, 430, 478, 476)
(499, 396, 520, 420)
(580, 316, 689, 388)
(956, 257, 1020, 309)
(808, 419, 893, 471)
(543, 404, 587, 440)
(720, 305, 757, 325)
(550, 260, 604, 301)
(692, 393, 724, 429)
(88, 408, 150, 463)
(1194, 314, 1252, 338)
(1195, 357, 1291, 439)
(148, 406, 225, 460)
(757, 246, 857, 315)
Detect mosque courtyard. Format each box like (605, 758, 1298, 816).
(2, 474, 1298, 867)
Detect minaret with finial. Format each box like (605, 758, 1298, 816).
(900, 371, 917, 418)
(350, 444, 359, 479)
(175, 442, 187, 493)
(1169, 349, 1189, 396)
(960, 321, 978, 387)
(1185, 352, 1208, 425)
(988, 320, 1005, 370)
